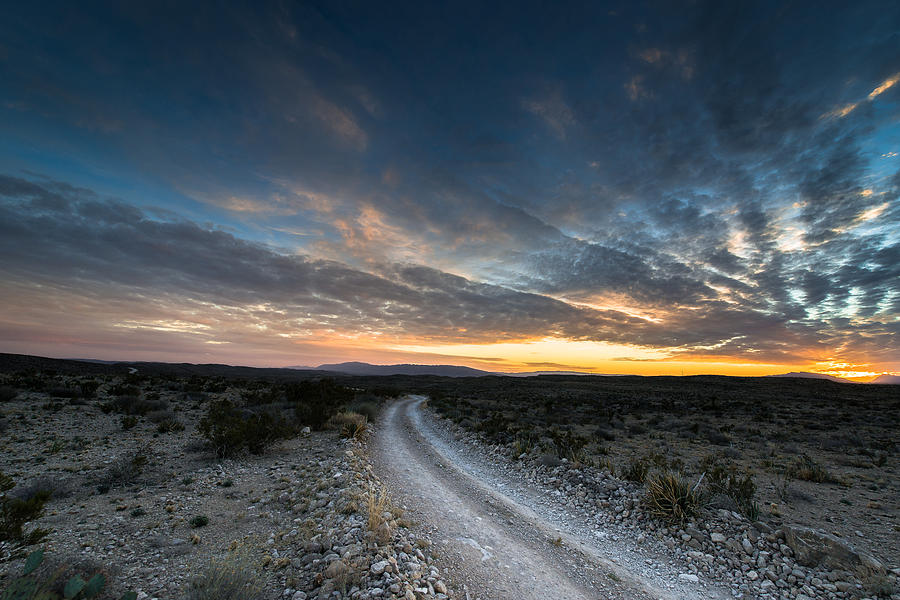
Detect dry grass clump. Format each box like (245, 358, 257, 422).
(98, 451, 148, 490)
(791, 455, 844, 484)
(330, 411, 368, 441)
(366, 483, 391, 531)
(645, 471, 702, 523)
(623, 457, 650, 483)
(183, 546, 263, 600)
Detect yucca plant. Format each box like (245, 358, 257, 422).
(644, 471, 702, 523)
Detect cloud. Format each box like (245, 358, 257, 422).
(823, 72, 900, 119)
(7, 173, 892, 368)
(522, 88, 576, 139)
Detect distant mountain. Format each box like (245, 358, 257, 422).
(314, 361, 492, 377)
(767, 371, 855, 384)
(869, 374, 900, 384)
(505, 370, 608, 377)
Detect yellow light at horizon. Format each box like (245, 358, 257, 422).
(390, 338, 671, 371)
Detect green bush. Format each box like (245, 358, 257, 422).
(549, 428, 588, 463)
(286, 379, 352, 430)
(199, 400, 294, 458)
(189, 515, 209, 528)
(0, 471, 50, 553)
(645, 471, 701, 524)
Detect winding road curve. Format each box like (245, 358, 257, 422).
(374, 396, 732, 600)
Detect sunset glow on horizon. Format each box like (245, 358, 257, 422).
(1, 3, 898, 381)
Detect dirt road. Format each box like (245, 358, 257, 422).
(374, 396, 731, 600)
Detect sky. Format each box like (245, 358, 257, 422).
(1, 2, 898, 379)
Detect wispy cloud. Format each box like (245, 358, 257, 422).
(823, 72, 900, 119)
(522, 88, 576, 139)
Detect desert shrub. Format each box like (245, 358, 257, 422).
(0, 386, 19, 402)
(120, 415, 138, 430)
(183, 548, 262, 600)
(645, 471, 701, 524)
(347, 396, 380, 421)
(108, 384, 140, 397)
(476, 411, 510, 441)
(189, 515, 209, 528)
(2, 548, 136, 600)
(9, 476, 75, 502)
(700, 455, 758, 519)
(47, 387, 81, 399)
(241, 388, 277, 406)
(330, 411, 367, 440)
(199, 400, 294, 458)
(102, 396, 167, 416)
(146, 409, 175, 424)
(286, 379, 352, 430)
(98, 452, 148, 489)
(627, 422, 647, 436)
(512, 428, 538, 456)
(79, 380, 100, 398)
(593, 426, 615, 441)
(703, 428, 731, 446)
(623, 458, 650, 483)
(791, 455, 843, 484)
(203, 379, 228, 393)
(0, 471, 50, 552)
(549, 428, 588, 463)
(157, 419, 185, 434)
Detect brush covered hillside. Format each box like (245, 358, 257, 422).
(0, 357, 448, 600)
(410, 374, 900, 568)
(0, 355, 898, 600)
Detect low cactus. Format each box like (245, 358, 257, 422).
(0, 549, 137, 600)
